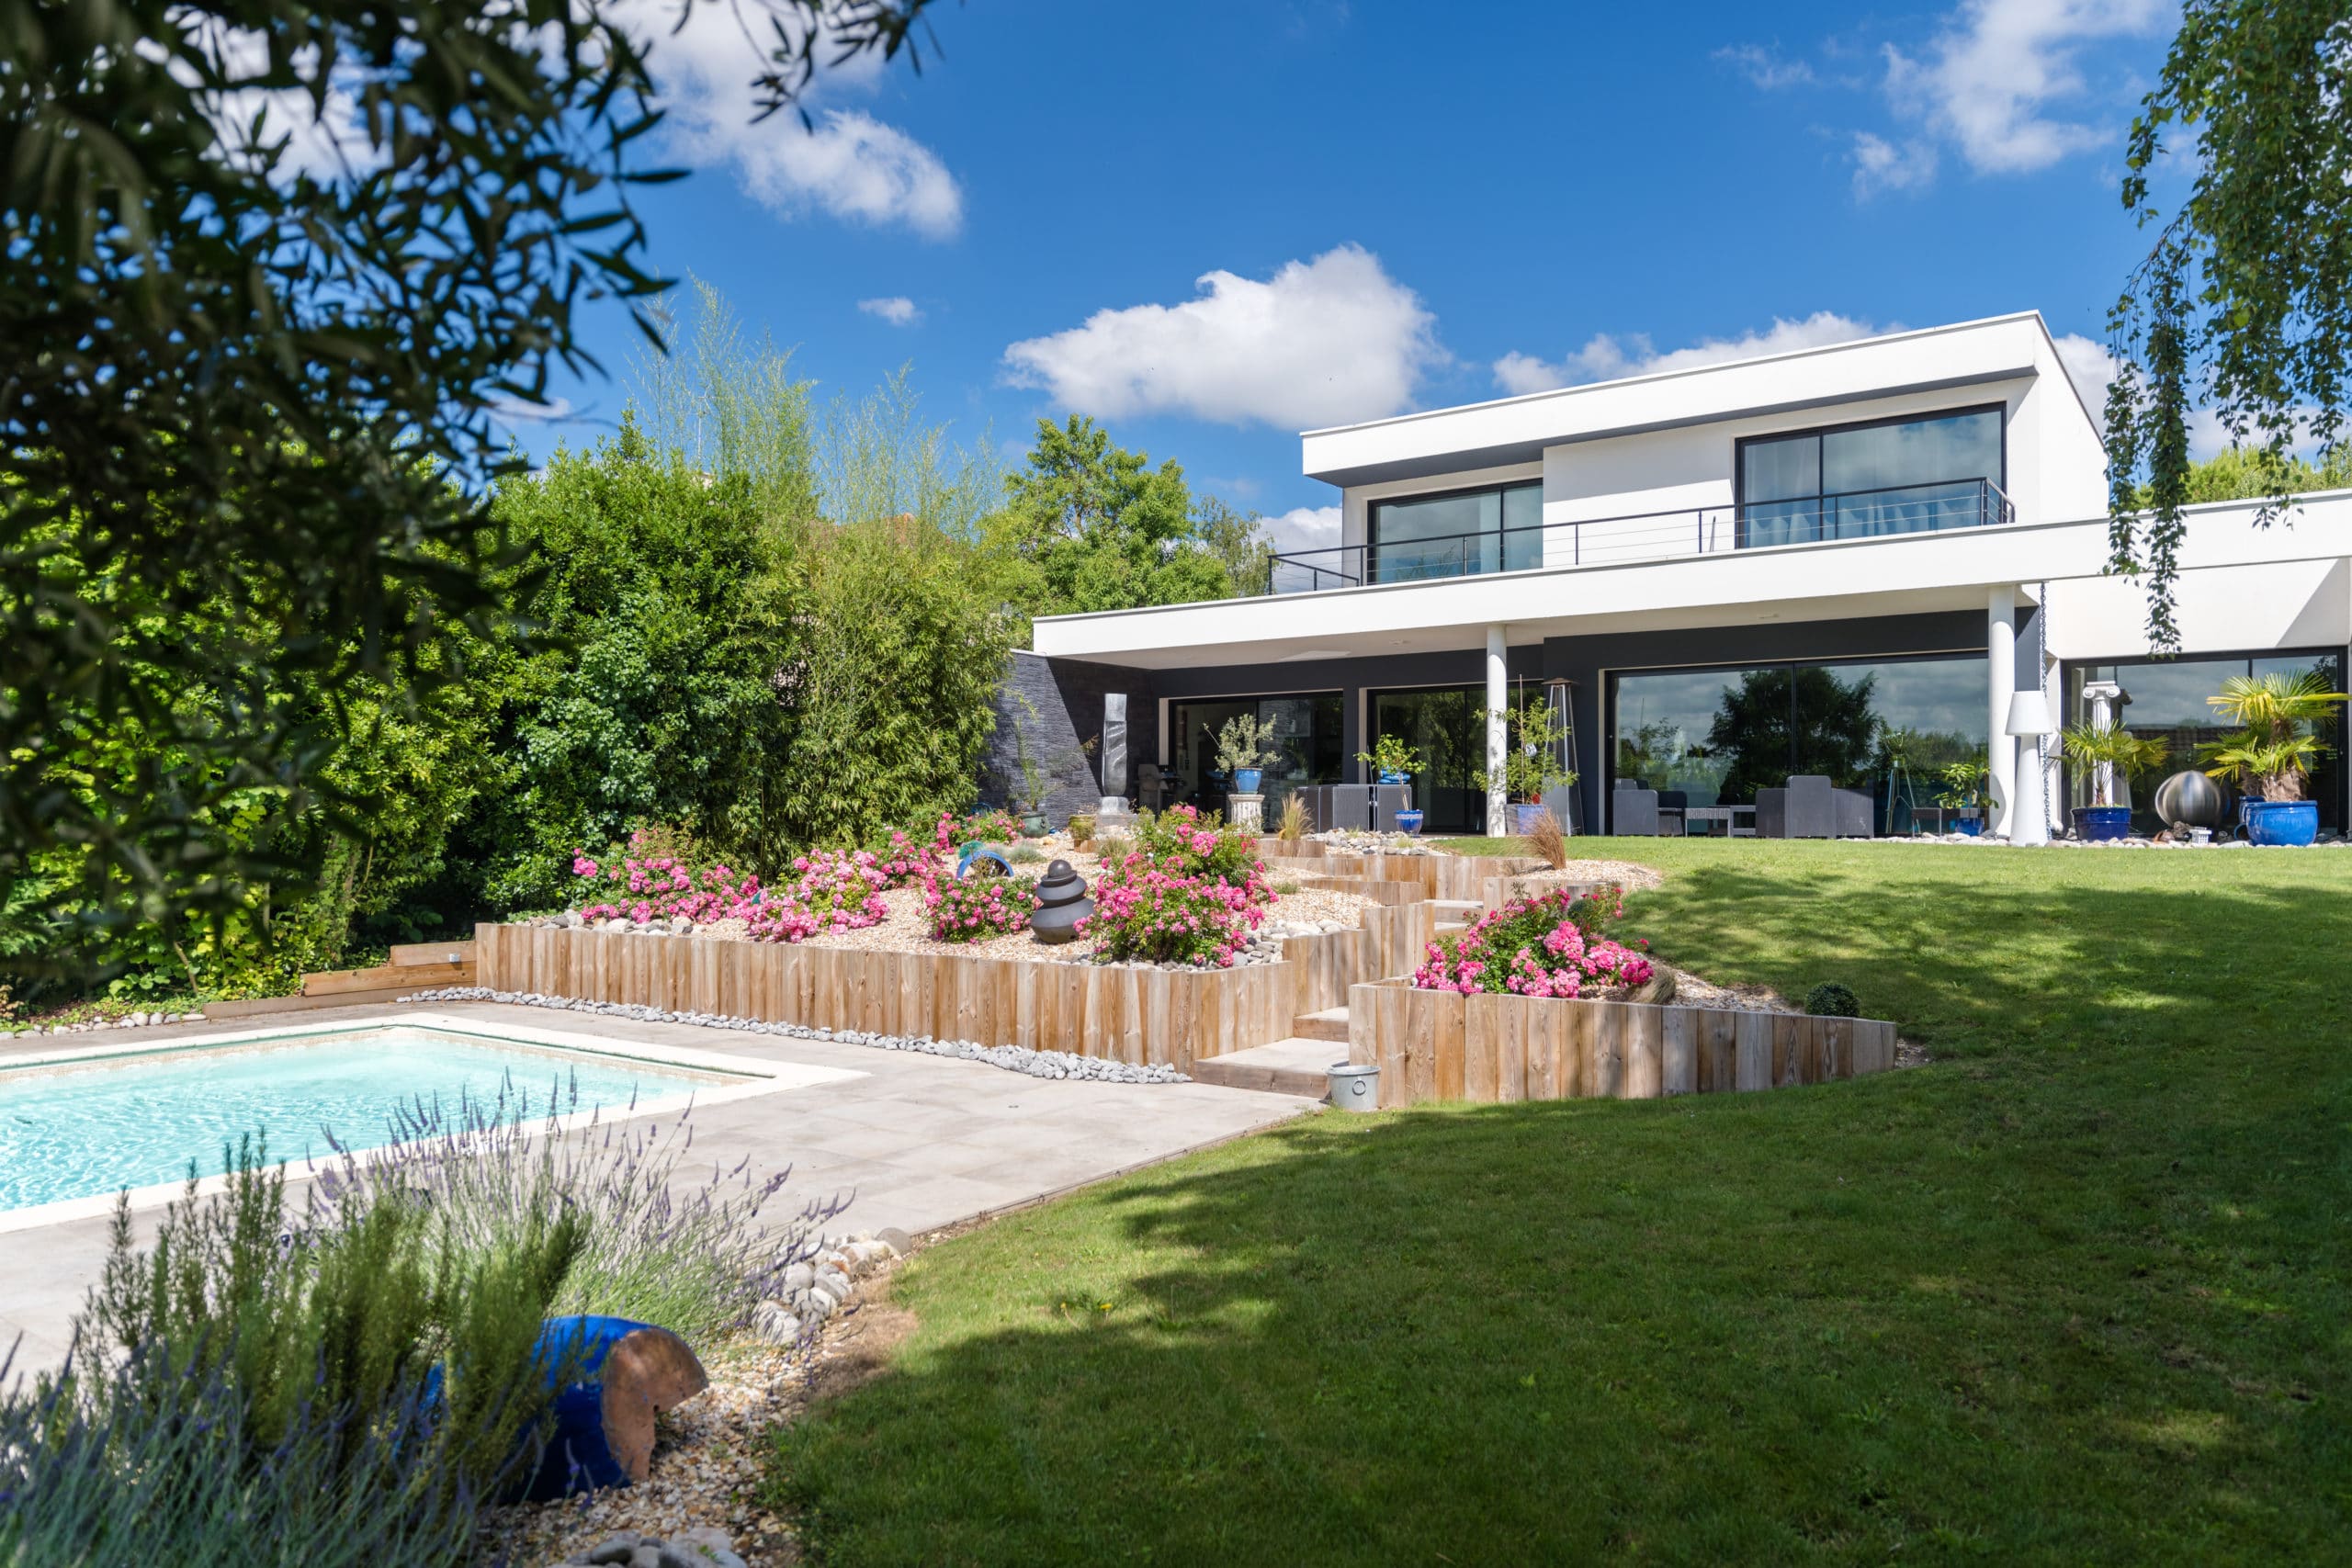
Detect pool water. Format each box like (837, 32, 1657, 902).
(0, 1027, 731, 1213)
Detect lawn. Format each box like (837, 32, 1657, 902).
(764, 841, 2351, 1563)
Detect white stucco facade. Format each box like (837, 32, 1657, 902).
(1030, 311, 2352, 838)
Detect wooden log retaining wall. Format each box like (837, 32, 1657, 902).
(476, 899, 1433, 1072)
(1346, 978, 1897, 1109)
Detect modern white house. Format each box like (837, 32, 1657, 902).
(1027, 312, 2352, 839)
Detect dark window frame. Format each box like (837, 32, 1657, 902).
(1732, 401, 2008, 549)
(1365, 477, 1544, 584)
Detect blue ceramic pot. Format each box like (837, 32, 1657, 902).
(1378, 769, 1410, 784)
(1954, 818, 1982, 836)
(2245, 799, 2319, 847)
(1233, 768, 1263, 795)
(2076, 805, 2132, 842)
(1395, 808, 1425, 835)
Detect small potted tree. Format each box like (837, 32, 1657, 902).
(1921, 754, 1989, 835)
(1216, 714, 1281, 800)
(2061, 723, 2168, 840)
(1356, 732, 1419, 785)
(1474, 698, 1577, 836)
(2200, 670, 2347, 846)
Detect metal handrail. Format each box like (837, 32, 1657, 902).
(1262, 477, 2015, 595)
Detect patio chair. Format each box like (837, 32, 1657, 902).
(1657, 790, 1689, 837)
(1611, 782, 1659, 837)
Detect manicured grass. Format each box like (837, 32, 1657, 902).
(766, 842, 2351, 1563)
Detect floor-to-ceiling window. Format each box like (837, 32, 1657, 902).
(1367, 480, 1542, 584)
(1610, 653, 1988, 831)
(1167, 693, 1343, 823)
(2064, 651, 2346, 832)
(1368, 685, 1489, 834)
(1737, 406, 2005, 547)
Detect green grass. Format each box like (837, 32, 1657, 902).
(765, 841, 2352, 1563)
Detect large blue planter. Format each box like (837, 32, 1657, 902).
(2244, 799, 2319, 847)
(1378, 769, 1410, 785)
(1233, 768, 1263, 795)
(1395, 808, 1425, 835)
(2076, 805, 2132, 842)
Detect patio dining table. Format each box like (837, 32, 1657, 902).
(1680, 805, 1757, 838)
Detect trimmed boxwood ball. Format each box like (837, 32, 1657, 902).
(1805, 982, 1860, 1018)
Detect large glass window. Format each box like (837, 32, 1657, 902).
(1611, 654, 1987, 830)
(1368, 481, 1542, 584)
(1168, 693, 1342, 822)
(1738, 407, 2004, 547)
(1369, 685, 1491, 835)
(2064, 652, 2345, 832)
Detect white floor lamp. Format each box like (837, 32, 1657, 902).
(2006, 691, 2055, 846)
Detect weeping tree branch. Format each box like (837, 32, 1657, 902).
(2102, 2, 2352, 653)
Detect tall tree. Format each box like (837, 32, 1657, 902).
(988, 415, 1259, 620)
(0, 0, 943, 964)
(2103, 2, 2352, 650)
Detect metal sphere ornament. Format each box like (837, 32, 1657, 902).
(2153, 768, 2225, 831)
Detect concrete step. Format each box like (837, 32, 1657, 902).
(1192, 1038, 1348, 1099)
(1436, 920, 1470, 935)
(1431, 898, 1484, 915)
(1291, 1006, 1350, 1043)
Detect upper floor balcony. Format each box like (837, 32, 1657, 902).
(1262, 477, 2017, 595)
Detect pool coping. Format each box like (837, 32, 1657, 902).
(0, 1011, 865, 1236)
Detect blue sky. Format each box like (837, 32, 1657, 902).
(514, 0, 2179, 551)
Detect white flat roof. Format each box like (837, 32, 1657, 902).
(1301, 311, 2086, 488)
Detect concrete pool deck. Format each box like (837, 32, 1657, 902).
(0, 999, 1320, 1373)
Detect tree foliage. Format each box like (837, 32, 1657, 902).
(987, 415, 1265, 619)
(0, 0, 942, 949)
(2102, 3, 2352, 649)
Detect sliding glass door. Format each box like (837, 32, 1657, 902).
(1738, 406, 2005, 547)
(1168, 693, 1343, 823)
(1368, 685, 1488, 835)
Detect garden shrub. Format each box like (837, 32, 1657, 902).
(929, 875, 1042, 942)
(1080, 807, 1273, 967)
(1805, 982, 1861, 1018)
(1413, 886, 1654, 998)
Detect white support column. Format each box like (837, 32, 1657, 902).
(1486, 624, 1510, 834)
(1986, 587, 2017, 838)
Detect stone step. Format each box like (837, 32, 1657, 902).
(1291, 1005, 1350, 1043)
(1431, 898, 1484, 915)
(1192, 1038, 1348, 1100)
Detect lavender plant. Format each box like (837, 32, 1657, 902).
(311, 1074, 850, 1343)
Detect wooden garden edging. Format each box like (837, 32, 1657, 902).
(474, 900, 1433, 1074)
(1346, 978, 1897, 1109)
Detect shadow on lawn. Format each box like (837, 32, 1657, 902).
(774, 865, 2350, 1563)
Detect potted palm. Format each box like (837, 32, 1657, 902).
(2200, 670, 2346, 846)
(1473, 698, 1577, 835)
(2060, 723, 2168, 840)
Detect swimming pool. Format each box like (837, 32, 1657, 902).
(0, 1021, 781, 1215)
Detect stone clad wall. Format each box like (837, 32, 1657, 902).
(979, 651, 1154, 827)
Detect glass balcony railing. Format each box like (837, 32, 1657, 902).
(1263, 477, 2015, 595)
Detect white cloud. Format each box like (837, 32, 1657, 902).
(1001, 244, 1442, 429)
(859, 296, 922, 326)
(622, 1, 962, 237)
(1716, 43, 1816, 90)
(1266, 504, 1341, 555)
(1492, 311, 1883, 395)
(488, 393, 576, 423)
(1882, 0, 2168, 176)
(2052, 331, 2121, 413)
(1849, 131, 1939, 198)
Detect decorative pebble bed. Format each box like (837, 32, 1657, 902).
(398, 987, 1193, 1084)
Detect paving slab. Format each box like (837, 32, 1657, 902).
(0, 1000, 1317, 1372)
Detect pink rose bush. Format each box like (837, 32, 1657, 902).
(929, 874, 1041, 942)
(1078, 805, 1273, 967)
(571, 828, 898, 945)
(1413, 885, 1655, 999)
